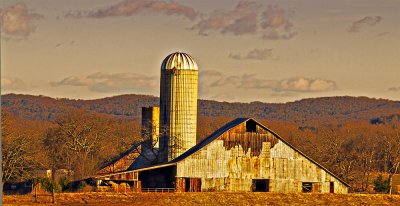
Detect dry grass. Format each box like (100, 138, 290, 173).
(3, 192, 400, 206)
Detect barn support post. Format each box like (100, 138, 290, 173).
(175, 178, 185, 192)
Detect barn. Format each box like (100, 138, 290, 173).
(92, 52, 349, 193)
(93, 117, 349, 193)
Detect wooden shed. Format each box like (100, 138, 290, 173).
(392, 174, 400, 194)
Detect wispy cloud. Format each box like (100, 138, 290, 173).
(205, 73, 337, 93)
(54, 40, 76, 49)
(64, 0, 197, 20)
(237, 74, 276, 89)
(273, 77, 337, 92)
(388, 87, 400, 92)
(261, 5, 297, 40)
(191, 1, 260, 36)
(349, 16, 382, 33)
(50, 76, 88, 86)
(51, 72, 158, 93)
(198, 70, 224, 95)
(1, 77, 32, 91)
(191, 2, 296, 40)
(261, 29, 297, 40)
(199, 70, 222, 77)
(229, 48, 273, 60)
(0, 2, 43, 37)
(375, 32, 389, 37)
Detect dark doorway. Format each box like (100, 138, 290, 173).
(185, 178, 201, 192)
(246, 120, 257, 133)
(252, 179, 269, 192)
(185, 178, 190, 192)
(302, 182, 312, 192)
(139, 165, 176, 189)
(330, 182, 334, 193)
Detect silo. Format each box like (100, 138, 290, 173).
(159, 52, 198, 162)
(141, 107, 160, 148)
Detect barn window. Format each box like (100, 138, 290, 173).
(302, 182, 312, 192)
(330, 182, 334, 193)
(246, 120, 257, 133)
(252, 179, 269, 192)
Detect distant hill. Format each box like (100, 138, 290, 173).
(2, 93, 400, 126)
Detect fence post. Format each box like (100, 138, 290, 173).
(52, 188, 55, 204)
(34, 184, 37, 203)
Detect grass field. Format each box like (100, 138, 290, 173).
(3, 192, 400, 206)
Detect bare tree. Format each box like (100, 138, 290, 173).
(44, 110, 112, 180)
(132, 122, 183, 165)
(355, 135, 378, 191)
(316, 128, 357, 184)
(1, 112, 43, 188)
(2, 135, 37, 186)
(387, 133, 400, 194)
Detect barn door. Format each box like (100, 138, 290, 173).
(184, 178, 202, 192)
(330, 182, 334, 193)
(252, 179, 270, 192)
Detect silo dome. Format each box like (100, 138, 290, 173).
(161, 52, 198, 70)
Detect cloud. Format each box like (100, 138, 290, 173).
(199, 70, 222, 77)
(260, 5, 297, 40)
(207, 74, 337, 93)
(261, 5, 292, 29)
(0, 2, 43, 37)
(191, 1, 260, 35)
(262, 30, 297, 40)
(51, 72, 158, 93)
(210, 75, 240, 87)
(375, 32, 389, 37)
(238, 74, 276, 89)
(1, 77, 32, 91)
(349, 16, 382, 33)
(65, 0, 197, 20)
(50, 76, 89, 87)
(54, 40, 76, 49)
(191, 2, 296, 40)
(388, 87, 400, 92)
(208, 74, 275, 89)
(229, 48, 273, 60)
(273, 77, 337, 92)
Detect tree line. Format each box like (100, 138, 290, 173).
(2, 94, 400, 192)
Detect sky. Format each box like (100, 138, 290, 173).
(1, 0, 399, 103)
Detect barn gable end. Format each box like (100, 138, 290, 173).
(173, 118, 349, 193)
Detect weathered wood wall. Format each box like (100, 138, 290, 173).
(176, 121, 348, 193)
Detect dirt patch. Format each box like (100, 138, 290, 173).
(3, 192, 400, 206)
